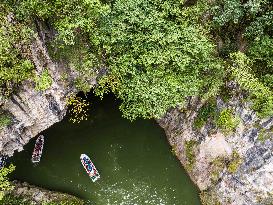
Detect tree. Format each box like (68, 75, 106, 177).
(96, 0, 224, 119)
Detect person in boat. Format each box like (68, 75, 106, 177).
(83, 158, 97, 175)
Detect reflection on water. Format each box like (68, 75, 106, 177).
(12, 94, 200, 205)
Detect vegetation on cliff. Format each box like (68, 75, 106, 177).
(0, 164, 15, 200)
(0, 0, 272, 121)
(0, 1, 272, 202)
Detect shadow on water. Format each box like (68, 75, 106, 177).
(11, 93, 201, 205)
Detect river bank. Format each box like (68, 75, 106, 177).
(2, 181, 83, 205)
(158, 96, 273, 205)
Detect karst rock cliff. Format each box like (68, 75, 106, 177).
(0, 29, 272, 205)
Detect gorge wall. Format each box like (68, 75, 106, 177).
(158, 96, 273, 205)
(0, 28, 272, 205)
(0, 25, 97, 156)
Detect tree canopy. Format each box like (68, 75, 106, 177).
(0, 0, 272, 119)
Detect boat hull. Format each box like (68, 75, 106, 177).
(31, 135, 44, 163)
(80, 154, 100, 182)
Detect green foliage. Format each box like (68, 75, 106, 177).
(230, 52, 273, 117)
(0, 4, 34, 95)
(43, 196, 84, 205)
(0, 164, 15, 200)
(248, 35, 273, 83)
(2, 0, 272, 123)
(184, 140, 197, 171)
(35, 69, 53, 91)
(245, 10, 273, 38)
(211, 0, 244, 26)
(0, 194, 31, 205)
(74, 78, 90, 93)
(96, 0, 223, 120)
(209, 0, 273, 58)
(216, 108, 240, 134)
(0, 114, 12, 129)
(194, 99, 217, 129)
(227, 151, 242, 173)
(12, 0, 110, 46)
(48, 38, 99, 92)
(210, 0, 272, 38)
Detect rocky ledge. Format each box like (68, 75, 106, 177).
(158, 96, 273, 205)
(5, 180, 84, 205)
(0, 23, 97, 157)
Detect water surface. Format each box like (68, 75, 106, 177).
(12, 94, 200, 205)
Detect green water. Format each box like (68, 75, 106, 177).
(11, 95, 201, 205)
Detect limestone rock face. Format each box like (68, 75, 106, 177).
(0, 26, 97, 156)
(158, 97, 273, 205)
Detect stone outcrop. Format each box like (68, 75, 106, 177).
(0, 22, 97, 156)
(9, 180, 84, 205)
(158, 96, 273, 205)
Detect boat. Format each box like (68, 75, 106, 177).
(31, 135, 44, 163)
(80, 154, 100, 182)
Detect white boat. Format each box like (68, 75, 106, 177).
(80, 154, 100, 182)
(31, 135, 44, 163)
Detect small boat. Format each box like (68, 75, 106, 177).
(80, 154, 100, 182)
(31, 135, 44, 163)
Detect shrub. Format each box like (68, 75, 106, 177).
(35, 69, 53, 91)
(194, 99, 217, 129)
(0, 4, 34, 95)
(230, 52, 273, 118)
(216, 108, 240, 134)
(0, 114, 11, 129)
